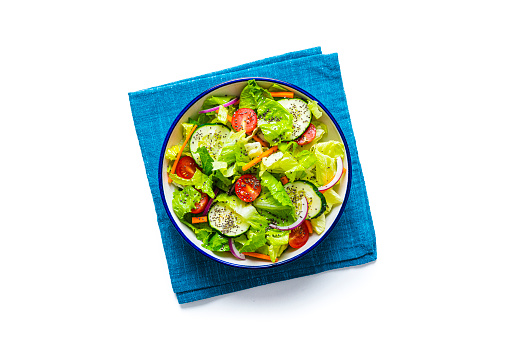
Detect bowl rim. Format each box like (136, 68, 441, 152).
(158, 77, 352, 269)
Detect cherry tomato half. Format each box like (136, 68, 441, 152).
(296, 123, 316, 146)
(235, 174, 261, 202)
(289, 224, 310, 248)
(176, 156, 197, 179)
(232, 108, 257, 134)
(190, 190, 209, 214)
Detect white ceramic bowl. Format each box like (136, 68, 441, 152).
(158, 78, 352, 268)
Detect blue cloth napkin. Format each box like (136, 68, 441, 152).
(128, 47, 376, 304)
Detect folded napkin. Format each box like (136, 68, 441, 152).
(128, 47, 376, 304)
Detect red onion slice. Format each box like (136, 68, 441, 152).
(202, 187, 220, 216)
(318, 157, 344, 192)
(228, 238, 245, 260)
(269, 197, 308, 231)
(198, 97, 239, 114)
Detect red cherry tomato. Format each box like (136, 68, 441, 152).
(175, 156, 197, 179)
(232, 108, 257, 134)
(190, 191, 209, 214)
(288, 224, 310, 248)
(296, 124, 316, 146)
(235, 174, 261, 202)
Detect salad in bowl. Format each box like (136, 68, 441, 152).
(159, 78, 351, 268)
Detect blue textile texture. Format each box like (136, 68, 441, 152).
(128, 47, 377, 304)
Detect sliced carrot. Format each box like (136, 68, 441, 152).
(303, 220, 313, 234)
(252, 134, 269, 147)
(168, 124, 198, 184)
(242, 146, 278, 171)
(227, 115, 232, 123)
(280, 176, 289, 185)
(242, 252, 277, 262)
(270, 92, 294, 98)
(192, 216, 207, 224)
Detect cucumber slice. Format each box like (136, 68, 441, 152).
(208, 202, 250, 237)
(189, 124, 231, 166)
(284, 180, 326, 219)
(278, 99, 312, 140)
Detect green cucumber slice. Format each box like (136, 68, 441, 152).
(284, 180, 326, 219)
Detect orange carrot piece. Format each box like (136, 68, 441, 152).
(304, 220, 313, 234)
(252, 134, 269, 147)
(242, 252, 277, 262)
(270, 92, 294, 98)
(168, 124, 198, 184)
(227, 115, 232, 123)
(280, 176, 289, 185)
(242, 146, 278, 171)
(192, 216, 207, 224)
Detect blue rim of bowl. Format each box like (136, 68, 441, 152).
(158, 77, 352, 269)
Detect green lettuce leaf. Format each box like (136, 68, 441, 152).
(266, 228, 290, 246)
(216, 105, 229, 125)
(253, 188, 295, 218)
(311, 140, 346, 159)
(188, 114, 210, 126)
(259, 172, 295, 217)
(310, 121, 327, 145)
(268, 83, 288, 92)
(322, 188, 343, 214)
(257, 98, 294, 144)
(215, 193, 267, 229)
(307, 100, 323, 119)
(171, 186, 202, 219)
(181, 216, 230, 251)
(164, 144, 181, 161)
(310, 213, 326, 234)
(313, 149, 336, 186)
(261, 150, 317, 182)
(268, 244, 288, 262)
(238, 228, 266, 253)
(195, 146, 214, 175)
(239, 79, 272, 109)
(203, 232, 230, 251)
(201, 95, 236, 111)
(168, 169, 215, 198)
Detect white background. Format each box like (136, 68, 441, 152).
(1, 1, 508, 338)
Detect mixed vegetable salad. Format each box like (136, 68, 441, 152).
(165, 80, 346, 263)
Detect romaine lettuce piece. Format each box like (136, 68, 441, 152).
(268, 244, 288, 262)
(311, 140, 345, 159)
(201, 95, 236, 111)
(257, 98, 294, 144)
(322, 188, 343, 214)
(307, 100, 323, 119)
(164, 144, 181, 161)
(259, 172, 295, 216)
(267, 83, 288, 92)
(239, 79, 272, 109)
(238, 227, 266, 253)
(261, 150, 317, 182)
(244, 142, 263, 158)
(181, 216, 230, 251)
(195, 146, 214, 175)
(215, 193, 268, 229)
(216, 105, 229, 125)
(171, 186, 202, 219)
(310, 213, 326, 234)
(313, 149, 335, 186)
(168, 169, 215, 198)
(253, 188, 295, 218)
